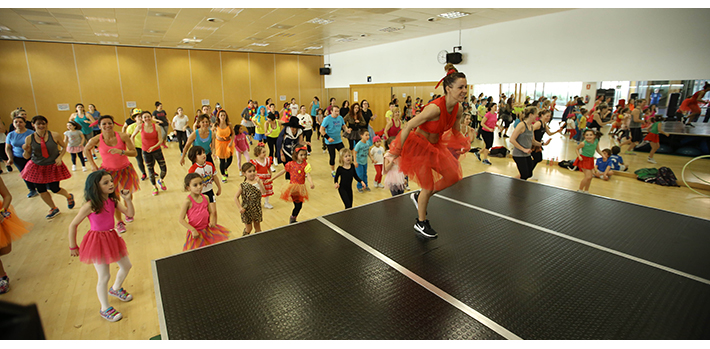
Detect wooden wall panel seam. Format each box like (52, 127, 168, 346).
(219, 51, 225, 106)
(273, 54, 277, 100)
(71, 44, 84, 103)
(22, 41, 39, 115)
(247, 53, 252, 100)
(188, 50, 195, 113)
(115, 46, 127, 121)
(154, 48, 161, 101)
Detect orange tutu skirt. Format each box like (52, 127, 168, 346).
(279, 183, 309, 203)
(183, 225, 230, 251)
(102, 164, 140, 192)
(390, 129, 470, 191)
(0, 205, 33, 248)
(79, 229, 128, 264)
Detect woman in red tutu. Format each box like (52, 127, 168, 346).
(390, 63, 470, 238)
(0, 177, 34, 294)
(68, 170, 135, 322)
(268, 146, 315, 224)
(85, 115, 140, 234)
(20, 115, 75, 220)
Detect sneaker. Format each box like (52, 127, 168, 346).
(141, 173, 147, 181)
(264, 202, 274, 209)
(474, 151, 481, 161)
(46, 207, 60, 219)
(322, 149, 327, 154)
(109, 287, 133, 302)
(647, 157, 657, 164)
(686, 123, 695, 128)
(289, 216, 297, 224)
(498, 132, 502, 138)
(567, 166, 578, 172)
(224, 170, 228, 176)
(67, 193, 75, 209)
(27, 190, 38, 198)
(414, 219, 438, 238)
(82, 166, 87, 172)
(92, 154, 97, 160)
(238, 171, 243, 177)
(6, 166, 11, 172)
(99, 306, 122, 322)
(72, 164, 77, 171)
(364, 187, 371, 192)
(503, 134, 509, 138)
(152, 188, 159, 196)
(0, 276, 8, 294)
(331, 171, 336, 178)
(410, 192, 419, 210)
(271, 165, 276, 172)
(221, 176, 227, 183)
(125, 216, 134, 223)
(116, 221, 127, 234)
(358, 188, 364, 193)
(157, 179, 167, 190)
(482, 159, 492, 165)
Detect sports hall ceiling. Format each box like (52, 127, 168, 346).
(0, 8, 570, 55)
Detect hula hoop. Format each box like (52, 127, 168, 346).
(681, 155, 710, 197)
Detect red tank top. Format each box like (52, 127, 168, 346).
(387, 121, 401, 138)
(141, 122, 159, 151)
(418, 96, 459, 134)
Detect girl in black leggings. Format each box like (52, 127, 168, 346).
(265, 113, 280, 168)
(334, 148, 366, 209)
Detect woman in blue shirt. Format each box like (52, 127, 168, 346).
(319, 106, 351, 177)
(5, 116, 37, 198)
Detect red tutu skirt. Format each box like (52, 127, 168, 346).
(574, 155, 594, 171)
(21, 161, 71, 184)
(102, 164, 140, 192)
(79, 229, 128, 264)
(644, 133, 660, 143)
(183, 225, 230, 251)
(279, 183, 309, 203)
(0, 205, 33, 248)
(390, 129, 470, 191)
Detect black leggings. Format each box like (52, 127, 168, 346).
(143, 149, 167, 186)
(338, 186, 353, 209)
(219, 156, 233, 176)
(27, 180, 61, 194)
(266, 137, 278, 164)
(176, 130, 188, 153)
(513, 156, 533, 180)
(327, 142, 345, 166)
(292, 202, 303, 217)
(303, 129, 313, 153)
(347, 138, 358, 150)
(12, 156, 33, 191)
(134, 148, 146, 175)
(70, 153, 86, 166)
(531, 151, 543, 172)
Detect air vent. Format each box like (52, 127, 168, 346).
(379, 27, 403, 33)
(95, 32, 119, 37)
(182, 38, 203, 44)
(389, 17, 416, 23)
(438, 11, 471, 19)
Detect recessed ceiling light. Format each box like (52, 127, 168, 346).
(250, 42, 269, 47)
(1, 35, 27, 40)
(307, 18, 333, 25)
(95, 32, 119, 37)
(304, 46, 322, 50)
(206, 18, 225, 23)
(290, 51, 303, 54)
(86, 17, 116, 23)
(438, 11, 471, 19)
(0, 26, 12, 31)
(182, 38, 203, 43)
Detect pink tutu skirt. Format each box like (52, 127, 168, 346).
(67, 145, 84, 154)
(183, 225, 230, 251)
(102, 164, 140, 192)
(21, 161, 71, 184)
(79, 229, 128, 264)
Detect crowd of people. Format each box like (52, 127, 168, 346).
(1, 72, 704, 323)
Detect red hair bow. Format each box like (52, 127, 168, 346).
(295, 146, 308, 153)
(257, 142, 265, 147)
(435, 69, 458, 89)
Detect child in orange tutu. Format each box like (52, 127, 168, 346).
(68, 170, 135, 322)
(389, 63, 470, 238)
(268, 146, 314, 224)
(179, 173, 230, 251)
(0, 177, 34, 294)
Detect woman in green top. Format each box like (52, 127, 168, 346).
(180, 115, 215, 166)
(265, 112, 281, 171)
(575, 129, 601, 193)
(69, 103, 96, 146)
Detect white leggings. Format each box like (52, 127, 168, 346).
(235, 150, 251, 172)
(93, 256, 132, 311)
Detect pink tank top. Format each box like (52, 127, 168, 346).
(88, 200, 116, 231)
(141, 123, 159, 151)
(99, 132, 130, 170)
(187, 194, 209, 230)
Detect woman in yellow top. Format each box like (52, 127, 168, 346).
(212, 110, 234, 182)
(265, 112, 282, 172)
(253, 105, 268, 143)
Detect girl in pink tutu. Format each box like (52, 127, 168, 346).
(179, 173, 230, 251)
(20, 115, 75, 220)
(85, 115, 140, 234)
(68, 170, 135, 322)
(64, 120, 86, 171)
(233, 125, 251, 176)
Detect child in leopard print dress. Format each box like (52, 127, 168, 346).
(234, 162, 266, 235)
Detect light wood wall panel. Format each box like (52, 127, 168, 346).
(24, 41, 81, 132)
(116, 46, 159, 123)
(325, 88, 350, 112)
(189, 50, 223, 112)
(349, 85, 391, 132)
(274, 54, 299, 109)
(248, 53, 277, 108)
(221, 51, 251, 118)
(73, 44, 124, 121)
(299, 55, 324, 108)
(0, 40, 35, 127)
(155, 48, 192, 117)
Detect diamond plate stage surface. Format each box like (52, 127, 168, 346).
(153, 173, 710, 340)
(662, 121, 710, 136)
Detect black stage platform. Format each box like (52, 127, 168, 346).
(152, 173, 710, 340)
(663, 121, 710, 137)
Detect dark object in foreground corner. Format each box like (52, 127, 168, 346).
(0, 300, 46, 339)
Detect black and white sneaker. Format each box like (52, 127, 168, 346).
(414, 219, 438, 238)
(410, 192, 419, 210)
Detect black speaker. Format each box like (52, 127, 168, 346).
(666, 92, 680, 117)
(319, 67, 331, 75)
(446, 52, 462, 64)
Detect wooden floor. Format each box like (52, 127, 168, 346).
(1, 123, 709, 339)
